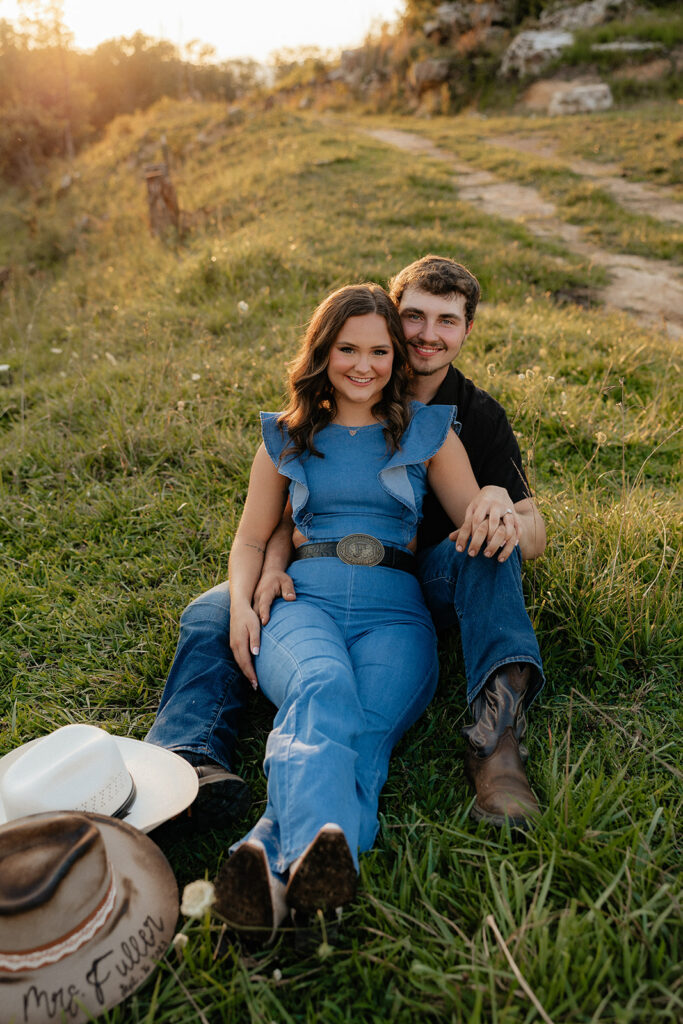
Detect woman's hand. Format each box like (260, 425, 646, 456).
(450, 485, 520, 562)
(230, 600, 262, 690)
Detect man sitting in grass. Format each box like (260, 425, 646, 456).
(146, 255, 546, 830)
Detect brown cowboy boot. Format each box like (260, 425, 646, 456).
(463, 663, 540, 828)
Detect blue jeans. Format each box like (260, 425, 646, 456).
(145, 540, 544, 771)
(231, 558, 438, 874)
(417, 540, 544, 705)
(146, 581, 249, 769)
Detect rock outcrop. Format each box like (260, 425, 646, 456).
(321, 0, 675, 114)
(547, 81, 613, 113)
(424, 2, 509, 42)
(538, 0, 629, 31)
(409, 58, 452, 97)
(500, 30, 574, 77)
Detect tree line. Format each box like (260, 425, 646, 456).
(0, 1, 261, 184)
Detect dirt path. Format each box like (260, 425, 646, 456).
(486, 133, 683, 226)
(364, 128, 683, 338)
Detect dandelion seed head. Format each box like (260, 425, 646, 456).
(180, 879, 215, 918)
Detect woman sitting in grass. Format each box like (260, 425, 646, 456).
(214, 283, 518, 941)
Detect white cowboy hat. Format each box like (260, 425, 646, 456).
(0, 724, 198, 833)
(0, 810, 179, 1024)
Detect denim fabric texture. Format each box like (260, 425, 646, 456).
(144, 539, 545, 771)
(146, 581, 248, 769)
(232, 558, 438, 874)
(145, 403, 545, 875)
(417, 540, 544, 704)
(260, 403, 452, 548)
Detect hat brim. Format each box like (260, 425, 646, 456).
(0, 736, 198, 833)
(0, 811, 179, 1024)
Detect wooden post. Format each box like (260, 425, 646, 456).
(144, 163, 180, 239)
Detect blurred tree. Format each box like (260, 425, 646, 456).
(0, 9, 271, 184)
(17, 0, 78, 159)
(269, 45, 332, 90)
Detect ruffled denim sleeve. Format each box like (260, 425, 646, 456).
(378, 402, 455, 520)
(259, 412, 311, 526)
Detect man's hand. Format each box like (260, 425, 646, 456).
(229, 601, 263, 690)
(253, 569, 297, 625)
(451, 485, 520, 562)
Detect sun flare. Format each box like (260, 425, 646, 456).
(1, 0, 403, 61)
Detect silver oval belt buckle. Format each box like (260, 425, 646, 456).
(336, 534, 385, 567)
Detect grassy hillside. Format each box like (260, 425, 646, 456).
(1, 99, 681, 1022)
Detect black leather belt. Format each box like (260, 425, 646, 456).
(292, 533, 417, 575)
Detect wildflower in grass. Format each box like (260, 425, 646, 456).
(50, 347, 63, 354)
(518, 373, 525, 382)
(547, 375, 555, 382)
(596, 431, 607, 445)
(180, 879, 215, 918)
(272, 968, 282, 981)
(238, 300, 249, 315)
(172, 933, 189, 956)
(177, 400, 185, 411)
(526, 368, 535, 380)
(487, 363, 496, 376)
(191, 373, 201, 381)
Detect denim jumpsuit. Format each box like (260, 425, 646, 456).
(231, 404, 452, 876)
(146, 409, 545, 815)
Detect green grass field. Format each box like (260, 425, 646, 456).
(375, 104, 683, 263)
(1, 99, 681, 1022)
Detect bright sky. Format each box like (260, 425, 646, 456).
(1, 0, 405, 62)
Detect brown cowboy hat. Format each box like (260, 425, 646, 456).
(0, 811, 179, 1024)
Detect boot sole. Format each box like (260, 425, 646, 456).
(214, 844, 275, 939)
(286, 830, 357, 912)
(471, 801, 532, 829)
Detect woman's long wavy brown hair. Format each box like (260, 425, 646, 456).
(278, 284, 413, 460)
